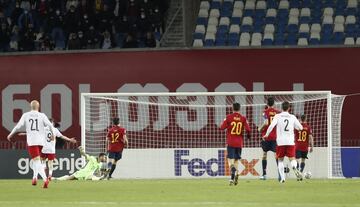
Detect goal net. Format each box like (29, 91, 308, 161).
(81, 91, 345, 179)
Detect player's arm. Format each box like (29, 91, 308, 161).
(123, 134, 128, 147)
(56, 129, 77, 144)
(78, 146, 90, 161)
(263, 115, 278, 138)
(294, 116, 303, 131)
(258, 120, 268, 133)
(220, 118, 228, 130)
(7, 115, 25, 141)
(244, 118, 251, 139)
(309, 126, 314, 153)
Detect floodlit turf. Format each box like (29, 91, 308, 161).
(0, 179, 359, 207)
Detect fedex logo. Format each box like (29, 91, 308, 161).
(174, 149, 260, 177)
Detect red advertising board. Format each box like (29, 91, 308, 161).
(0, 48, 359, 146)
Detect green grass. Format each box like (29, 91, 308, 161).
(0, 179, 360, 207)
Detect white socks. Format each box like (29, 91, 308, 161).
(32, 160, 38, 180)
(33, 159, 47, 181)
(278, 161, 285, 181)
(48, 161, 53, 177)
(290, 159, 298, 169)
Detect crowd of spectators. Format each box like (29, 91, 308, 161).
(0, 0, 168, 52)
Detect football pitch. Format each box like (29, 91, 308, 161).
(0, 179, 359, 207)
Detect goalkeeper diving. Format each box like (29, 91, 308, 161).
(54, 147, 107, 181)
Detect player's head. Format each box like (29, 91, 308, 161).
(30, 100, 40, 111)
(112, 118, 120, 125)
(98, 153, 107, 162)
(301, 114, 307, 122)
(232, 102, 240, 112)
(282, 101, 290, 111)
(49, 118, 55, 125)
(267, 97, 275, 107)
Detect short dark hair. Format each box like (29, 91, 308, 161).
(98, 152, 106, 157)
(49, 118, 53, 123)
(233, 102, 240, 111)
(301, 114, 307, 122)
(267, 97, 275, 107)
(112, 118, 120, 125)
(282, 101, 290, 111)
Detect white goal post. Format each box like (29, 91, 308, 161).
(81, 91, 345, 179)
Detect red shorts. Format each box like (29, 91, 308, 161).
(27, 145, 43, 159)
(41, 153, 56, 161)
(276, 145, 296, 158)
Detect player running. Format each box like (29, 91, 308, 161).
(263, 101, 303, 183)
(54, 146, 107, 181)
(295, 114, 314, 174)
(258, 97, 280, 180)
(7, 100, 55, 188)
(105, 118, 128, 180)
(220, 102, 251, 186)
(19, 119, 77, 180)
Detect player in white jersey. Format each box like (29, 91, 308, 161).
(19, 119, 77, 180)
(7, 100, 55, 188)
(263, 101, 303, 183)
(42, 119, 76, 180)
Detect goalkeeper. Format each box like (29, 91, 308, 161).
(55, 147, 107, 181)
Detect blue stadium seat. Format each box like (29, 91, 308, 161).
(265, 16, 276, 24)
(332, 32, 345, 44)
(286, 33, 298, 45)
(262, 39, 273, 46)
(220, 9, 232, 17)
(278, 9, 289, 19)
(345, 8, 357, 16)
(345, 24, 357, 37)
(266, 0, 277, 9)
(241, 25, 252, 33)
(277, 23, 287, 33)
(228, 33, 240, 46)
(311, 0, 322, 10)
(289, 0, 300, 8)
(299, 32, 310, 39)
(228, 33, 240, 41)
(287, 24, 299, 34)
(334, 8, 345, 16)
(216, 32, 227, 40)
(309, 38, 320, 45)
(322, 24, 333, 34)
(323, 0, 335, 7)
(215, 39, 227, 46)
(299, 16, 311, 24)
(320, 35, 332, 45)
(193, 33, 204, 40)
(211, 1, 221, 9)
(335, 2, 346, 11)
(218, 25, 229, 34)
(223, 1, 233, 10)
(243, 9, 255, 17)
(204, 39, 215, 47)
(301, 0, 311, 8)
(197, 17, 208, 26)
(274, 33, 285, 45)
(311, 16, 321, 24)
(255, 10, 266, 19)
(253, 24, 263, 33)
(231, 17, 241, 25)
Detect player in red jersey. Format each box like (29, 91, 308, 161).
(220, 102, 251, 186)
(258, 97, 280, 180)
(295, 114, 314, 174)
(105, 118, 128, 179)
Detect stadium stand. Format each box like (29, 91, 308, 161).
(0, 0, 168, 52)
(193, 0, 360, 47)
